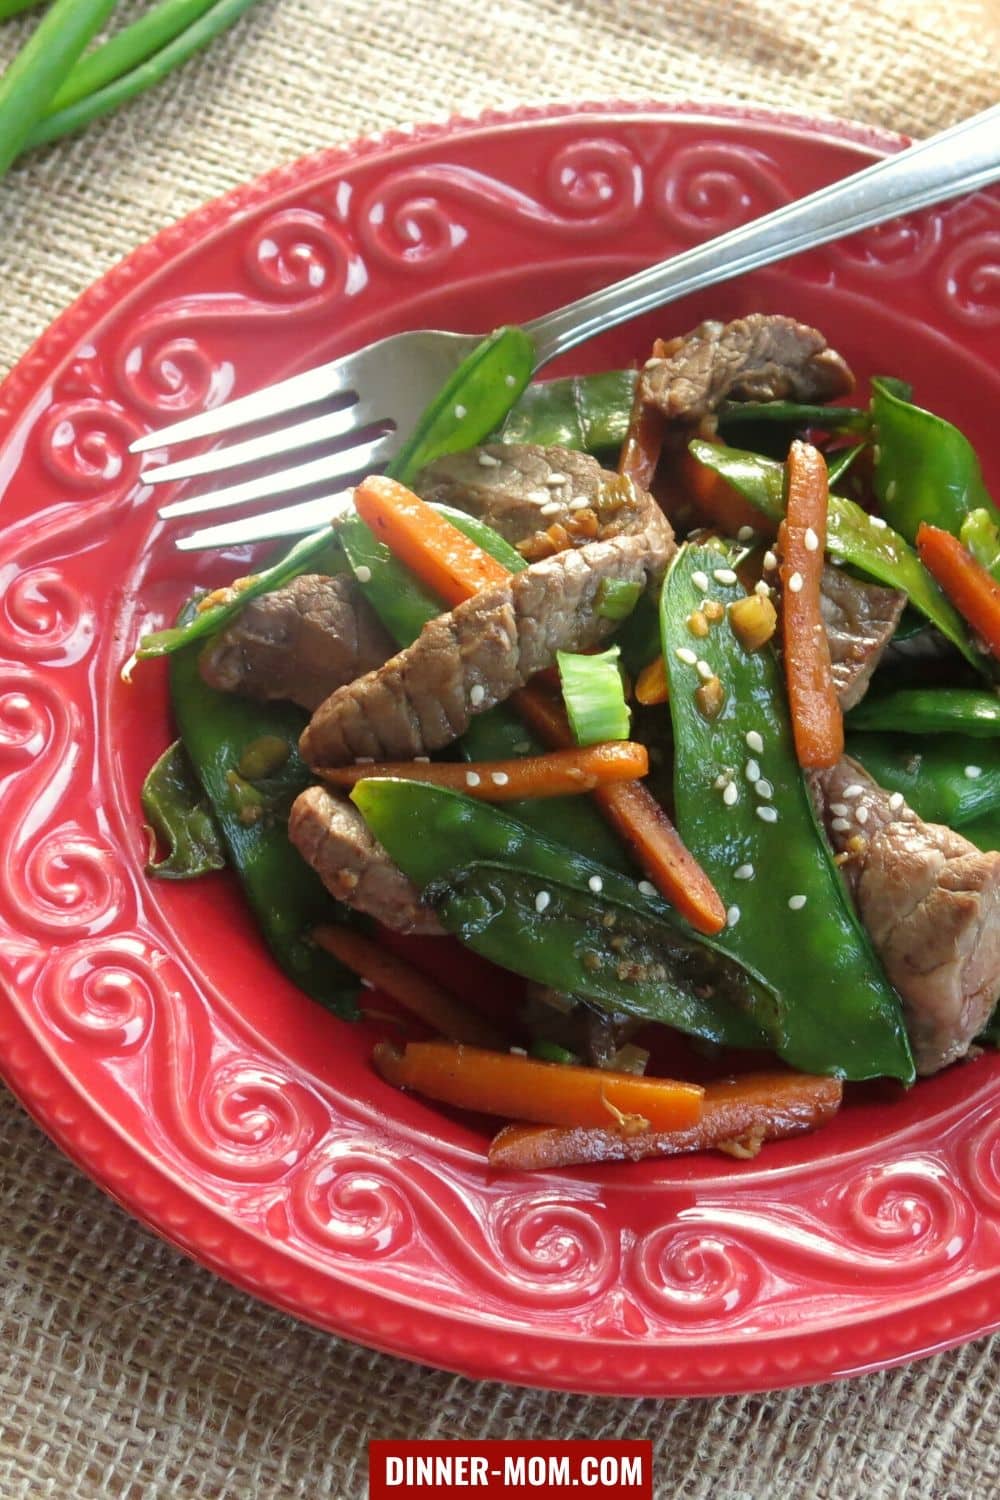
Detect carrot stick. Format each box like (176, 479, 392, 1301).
(313, 927, 506, 1049)
(353, 479, 725, 934)
(778, 440, 843, 769)
(354, 475, 509, 607)
(635, 655, 669, 705)
(374, 1040, 704, 1132)
(318, 741, 649, 800)
(619, 339, 667, 488)
(670, 442, 768, 537)
(917, 522, 1000, 659)
(488, 1071, 843, 1170)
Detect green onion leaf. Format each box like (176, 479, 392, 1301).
(596, 578, 643, 622)
(557, 645, 631, 745)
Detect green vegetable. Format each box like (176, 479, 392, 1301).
(47, 0, 221, 113)
(980, 1009, 1000, 1046)
(0, 0, 45, 18)
(717, 400, 868, 431)
(169, 608, 359, 1016)
(596, 578, 643, 622)
(688, 438, 984, 671)
(557, 645, 631, 745)
(429, 503, 527, 574)
(141, 739, 225, 878)
(528, 1039, 580, 1065)
(25, 0, 263, 150)
(960, 509, 1000, 580)
(352, 778, 771, 1050)
(846, 733, 1000, 830)
(871, 376, 999, 545)
(0, 0, 117, 176)
(847, 688, 1000, 738)
(614, 591, 662, 677)
(499, 370, 636, 452)
(662, 543, 914, 1082)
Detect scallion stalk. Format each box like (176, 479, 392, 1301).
(0, 0, 118, 175)
(47, 0, 220, 112)
(556, 645, 631, 746)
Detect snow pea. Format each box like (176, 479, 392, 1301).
(336, 509, 630, 870)
(499, 369, 637, 452)
(689, 438, 983, 671)
(352, 778, 770, 1049)
(960, 509, 1000, 581)
(871, 376, 999, 544)
(717, 399, 868, 432)
(169, 611, 359, 1016)
(662, 543, 914, 1083)
(847, 688, 1000, 738)
(846, 732, 1000, 830)
(141, 739, 225, 878)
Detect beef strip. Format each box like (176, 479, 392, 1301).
(813, 757, 1000, 1074)
(820, 565, 906, 710)
(289, 784, 442, 935)
(301, 465, 673, 767)
(520, 984, 641, 1069)
(199, 573, 395, 712)
(640, 313, 854, 423)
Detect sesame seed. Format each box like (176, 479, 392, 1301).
(872, 444, 882, 464)
(723, 781, 739, 806)
(754, 779, 773, 800)
(675, 646, 698, 666)
(504, 374, 517, 387)
(831, 817, 851, 832)
(414, 755, 430, 763)
(726, 905, 741, 927)
(477, 451, 501, 467)
(843, 784, 864, 799)
(696, 659, 714, 681)
(745, 759, 761, 783)
(764, 550, 778, 571)
(830, 803, 849, 817)
(788, 894, 807, 911)
(787, 571, 804, 593)
(466, 771, 481, 787)
(756, 805, 778, 823)
(691, 570, 710, 592)
(354, 565, 372, 584)
(355, 756, 374, 764)
(491, 771, 509, 786)
(870, 515, 887, 530)
(545, 473, 567, 486)
(713, 773, 731, 790)
(513, 741, 531, 754)
(540, 501, 562, 516)
(527, 488, 551, 504)
(804, 527, 820, 552)
(855, 806, 869, 825)
(734, 863, 754, 880)
(737, 525, 755, 543)
(454, 404, 467, 419)
(713, 567, 738, 585)
(966, 764, 983, 779)
(746, 730, 764, 754)
(569, 497, 590, 511)
(638, 880, 657, 897)
(534, 890, 551, 913)
(889, 792, 904, 811)
(470, 684, 486, 706)
(588, 875, 603, 893)
(509, 1046, 528, 1056)
(885, 479, 897, 502)
(644, 355, 665, 369)
(754, 580, 771, 597)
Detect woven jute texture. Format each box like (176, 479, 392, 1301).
(1, 2, 998, 1496)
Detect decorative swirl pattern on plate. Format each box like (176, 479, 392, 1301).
(0, 566, 90, 662)
(290, 1142, 415, 1257)
(357, 139, 641, 270)
(38, 399, 142, 492)
(651, 142, 790, 238)
(935, 231, 1000, 326)
(827, 212, 943, 280)
(631, 1223, 761, 1322)
(36, 935, 156, 1053)
(244, 206, 357, 299)
(963, 1107, 1000, 1212)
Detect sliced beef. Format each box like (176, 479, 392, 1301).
(289, 784, 442, 935)
(814, 757, 1000, 1075)
(302, 473, 673, 767)
(820, 565, 906, 710)
(199, 573, 394, 712)
(520, 984, 641, 1069)
(416, 443, 641, 559)
(640, 314, 853, 423)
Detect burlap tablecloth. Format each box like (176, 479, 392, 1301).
(1, 2, 998, 1495)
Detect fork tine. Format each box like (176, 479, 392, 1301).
(142, 397, 385, 485)
(174, 493, 354, 551)
(128, 356, 357, 454)
(157, 431, 397, 520)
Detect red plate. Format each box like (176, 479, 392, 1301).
(1, 103, 999, 1397)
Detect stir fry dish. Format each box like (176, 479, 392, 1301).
(137, 313, 1000, 1172)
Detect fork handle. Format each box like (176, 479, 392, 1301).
(526, 104, 1000, 366)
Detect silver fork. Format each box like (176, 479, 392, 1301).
(133, 105, 1000, 552)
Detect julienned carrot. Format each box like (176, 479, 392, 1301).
(312, 927, 505, 1049)
(488, 1071, 843, 1170)
(778, 440, 843, 769)
(354, 475, 509, 607)
(354, 477, 726, 934)
(667, 442, 767, 538)
(635, 655, 669, 705)
(317, 741, 649, 800)
(917, 522, 1000, 660)
(619, 339, 667, 488)
(373, 1040, 704, 1132)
